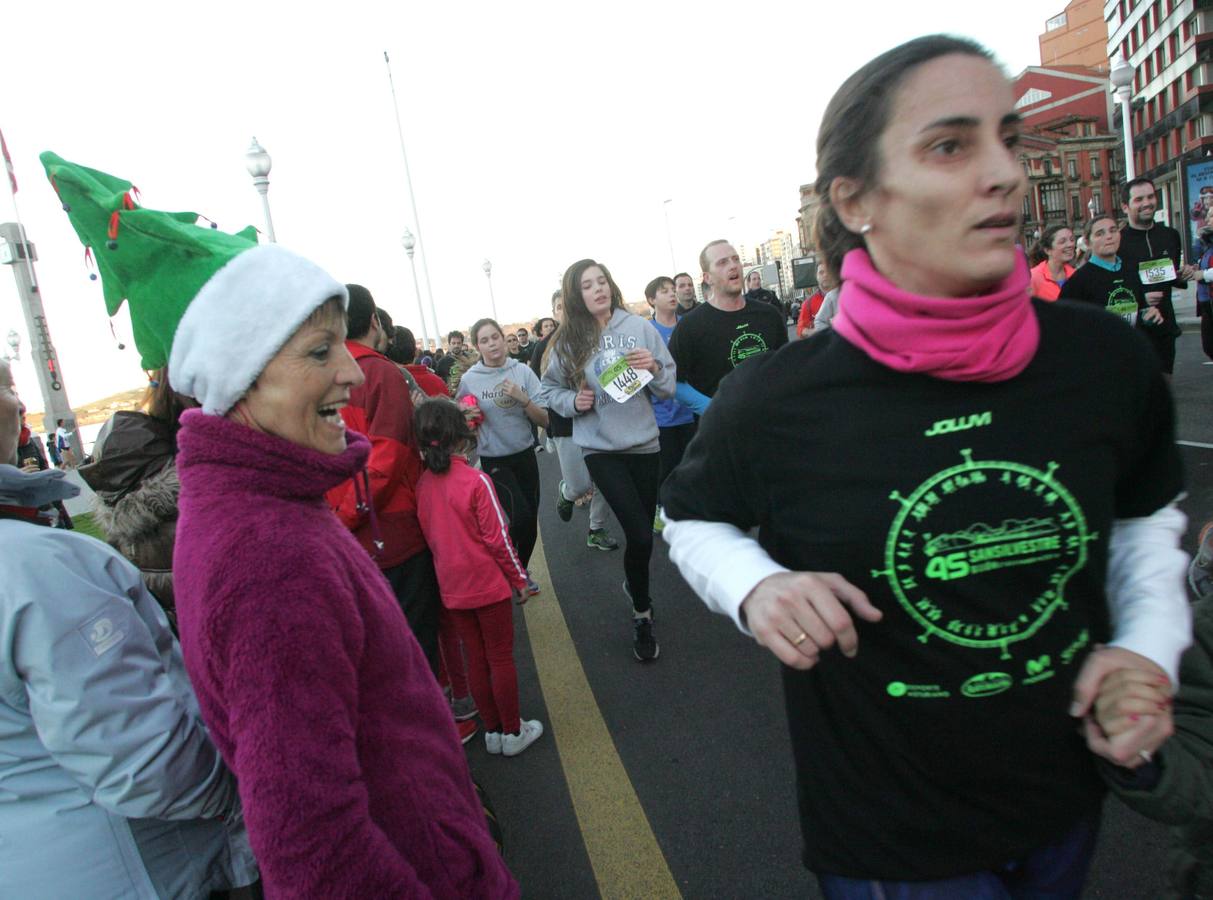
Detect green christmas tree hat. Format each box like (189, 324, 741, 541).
(41, 152, 347, 414)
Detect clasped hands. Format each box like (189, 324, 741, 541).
(740, 573, 1173, 769)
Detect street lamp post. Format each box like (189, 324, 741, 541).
(1110, 55, 1136, 182)
(482, 259, 498, 320)
(401, 229, 430, 350)
(244, 137, 277, 243)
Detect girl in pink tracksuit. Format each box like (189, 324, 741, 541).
(415, 399, 545, 758)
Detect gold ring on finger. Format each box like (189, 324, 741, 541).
(792, 632, 809, 647)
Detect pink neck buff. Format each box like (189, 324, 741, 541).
(831, 247, 1039, 383)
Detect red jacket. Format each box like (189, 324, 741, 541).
(326, 342, 427, 568)
(797, 291, 826, 337)
(406, 364, 450, 398)
(416, 457, 528, 609)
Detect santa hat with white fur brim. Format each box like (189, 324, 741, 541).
(170, 245, 347, 415)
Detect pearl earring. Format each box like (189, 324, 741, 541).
(860, 223, 873, 235)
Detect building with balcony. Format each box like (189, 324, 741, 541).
(1106, 0, 1213, 230)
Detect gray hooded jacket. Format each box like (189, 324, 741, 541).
(539, 308, 675, 454)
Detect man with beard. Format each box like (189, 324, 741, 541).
(1118, 177, 1185, 376)
(668, 240, 788, 415)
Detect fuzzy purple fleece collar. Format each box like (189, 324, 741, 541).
(176, 408, 370, 500)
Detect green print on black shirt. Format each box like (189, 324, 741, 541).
(1102, 281, 1139, 318)
(727, 322, 770, 367)
(874, 449, 1096, 693)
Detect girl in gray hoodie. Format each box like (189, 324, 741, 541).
(456, 318, 549, 595)
(540, 259, 675, 662)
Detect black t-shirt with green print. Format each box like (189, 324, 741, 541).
(1057, 259, 1145, 324)
(667, 298, 788, 397)
(661, 299, 1182, 880)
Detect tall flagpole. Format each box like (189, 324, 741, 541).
(1, 128, 38, 291)
(0, 131, 83, 462)
(384, 52, 441, 343)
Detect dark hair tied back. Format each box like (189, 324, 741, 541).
(413, 398, 476, 475)
(812, 35, 994, 281)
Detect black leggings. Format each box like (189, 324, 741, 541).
(480, 448, 540, 568)
(657, 422, 697, 489)
(584, 452, 659, 613)
(383, 549, 442, 676)
(1201, 303, 1213, 361)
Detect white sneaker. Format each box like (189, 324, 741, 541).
(485, 731, 503, 755)
(501, 719, 544, 757)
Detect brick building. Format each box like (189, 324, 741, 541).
(1014, 64, 1123, 244)
(1042, 0, 1112, 69)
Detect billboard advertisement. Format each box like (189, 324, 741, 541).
(1182, 158, 1213, 259)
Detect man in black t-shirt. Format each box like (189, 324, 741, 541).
(434, 330, 464, 383)
(668, 240, 788, 413)
(1117, 177, 1185, 374)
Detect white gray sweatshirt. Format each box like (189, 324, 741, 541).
(539, 309, 675, 454)
(454, 358, 543, 458)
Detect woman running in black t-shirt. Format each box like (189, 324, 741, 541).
(662, 35, 1189, 899)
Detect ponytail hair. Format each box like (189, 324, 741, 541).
(413, 397, 476, 475)
(812, 35, 994, 281)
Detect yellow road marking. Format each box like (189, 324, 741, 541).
(523, 536, 682, 900)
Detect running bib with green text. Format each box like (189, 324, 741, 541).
(597, 354, 652, 403)
(1138, 257, 1176, 285)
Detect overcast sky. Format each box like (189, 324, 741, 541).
(2, 0, 1078, 411)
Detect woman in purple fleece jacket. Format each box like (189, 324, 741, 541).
(169, 257, 519, 898)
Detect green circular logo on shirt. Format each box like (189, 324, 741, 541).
(873, 450, 1092, 658)
(728, 331, 769, 367)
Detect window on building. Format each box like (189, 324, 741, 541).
(1092, 192, 1104, 214)
(1067, 158, 1078, 179)
(1187, 70, 1195, 91)
(1170, 33, 1179, 60)
(1110, 151, 1119, 175)
(1042, 183, 1065, 215)
(1174, 81, 1181, 107)
(1022, 194, 1033, 222)
(1044, 158, 1053, 176)
(1090, 156, 1102, 179)
(1071, 193, 1082, 219)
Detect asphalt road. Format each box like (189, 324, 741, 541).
(467, 328, 1211, 899)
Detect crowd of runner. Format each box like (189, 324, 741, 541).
(2, 32, 1212, 900)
